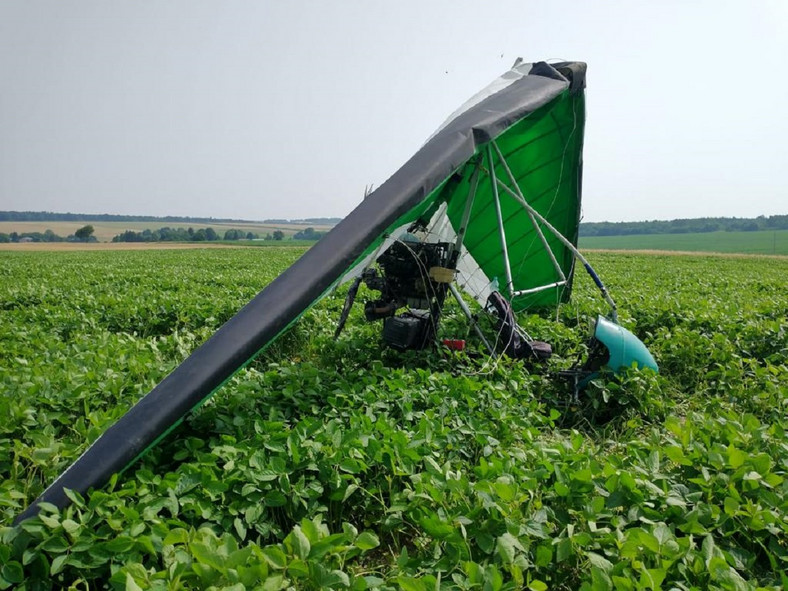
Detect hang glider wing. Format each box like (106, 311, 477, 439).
(16, 60, 587, 522)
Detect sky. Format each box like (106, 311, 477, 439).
(1, 1, 786, 223)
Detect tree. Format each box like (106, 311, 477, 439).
(74, 225, 95, 241)
(272, 230, 285, 241)
(293, 227, 323, 241)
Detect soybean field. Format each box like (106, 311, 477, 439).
(579, 229, 788, 255)
(1, 247, 787, 590)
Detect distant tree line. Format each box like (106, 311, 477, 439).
(580, 215, 788, 237)
(0, 225, 96, 243)
(111, 226, 326, 243)
(111, 227, 262, 243)
(292, 227, 325, 240)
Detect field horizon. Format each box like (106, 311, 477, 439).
(3, 212, 788, 254)
(0, 219, 335, 243)
(580, 228, 788, 255)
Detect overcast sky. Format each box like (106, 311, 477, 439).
(1, 1, 786, 222)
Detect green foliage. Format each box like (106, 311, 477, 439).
(1, 249, 786, 589)
(580, 229, 788, 255)
(292, 227, 324, 241)
(112, 226, 258, 243)
(580, 214, 788, 237)
(1, 230, 69, 243)
(74, 225, 95, 241)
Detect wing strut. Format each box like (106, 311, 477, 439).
(486, 145, 515, 299)
(485, 140, 618, 321)
(491, 141, 567, 284)
(449, 157, 482, 259)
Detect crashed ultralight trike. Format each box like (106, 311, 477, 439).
(16, 59, 657, 523)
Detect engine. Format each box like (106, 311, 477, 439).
(363, 241, 455, 350)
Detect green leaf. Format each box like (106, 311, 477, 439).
(39, 514, 60, 529)
(261, 546, 287, 570)
(342, 484, 359, 502)
(556, 537, 573, 562)
(355, 531, 380, 551)
(486, 564, 503, 591)
(420, 514, 454, 539)
(325, 570, 351, 588)
(190, 541, 224, 571)
(40, 536, 69, 553)
(587, 552, 613, 573)
(287, 558, 309, 578)
(535, 544, 552, 567)
(590, 565, 612, 591)
(496, 533, 524, 564)
(0, 563, 23, 585)
(163, 528, 189, 546)
(289, 526, 311, 560)
(363, 575, 386, 588)
(636, 530, 660, 554)
(493, 480, 516, 502)
(397, 576, 426, 591)
(702, 534, 716, 568)
(727, 446, 747, 468)
(611, 575, 634, 591)
(61, 519, 80, 534)
(300, 518, 321, 543)
(125, 572, 144, 591)
(104, 535, 136, 554)
(50, 554, 68, 575)
(234, 517, 247, 541)
(261, 574, 285, 591)
(653, 522, 672, 546)
(265, 490, 287, 507)
(309, 533, 351, 560)
(639, 568, 666, 590)
(63, 488, 85, 508)
(423, 456, 442, 474)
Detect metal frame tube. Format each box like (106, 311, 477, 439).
(486, 145, 515, 299)
(491, 173, 618, 321)
(492, 141, 566, 282)
(449, 283, 494, 354)
(450, 158, 481, 259)
(512, 280, 567, 297)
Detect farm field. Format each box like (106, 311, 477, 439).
(0, 241, 318, 252)
(579, 229, 788, 255)
(0, 220, 334, 243)
(1, 248, 787, 589)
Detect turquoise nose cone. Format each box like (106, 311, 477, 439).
(593, 315, 658, 373)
